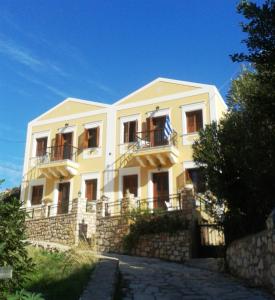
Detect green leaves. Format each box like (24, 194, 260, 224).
(0, 188, 33, 297)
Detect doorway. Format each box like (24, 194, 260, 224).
(62, 132, 73, 159)
(57, 182, 70, 214)
(152, 171, 169, 209)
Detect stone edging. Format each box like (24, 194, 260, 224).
(80, 256, 119, 300)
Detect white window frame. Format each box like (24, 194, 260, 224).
(147, 168, 173, 210)
(52, 179, 73, 216)
(31, 131, 50, 159)
(57, 125, 77, 147)
(146, 108, 170, 118)
(27, 178, 46, 207)
(119, 167, 141, 201)
(119, 114, 141, 154)
(81, 172, 101, 202)
(181, 102, 206, 145)
(83, 121, 103, 158)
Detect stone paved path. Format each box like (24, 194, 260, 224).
(111, 254, 274, 300)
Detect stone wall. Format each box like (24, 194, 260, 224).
(25, 198, 97, 246)
(226, 211, 275, 295)
(25, 212, 78, 245)
(96, 215, 130, 253)
(132, 231, 191, 262)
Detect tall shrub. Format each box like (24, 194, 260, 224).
(0, 184, 33, 297)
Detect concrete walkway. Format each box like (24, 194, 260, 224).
(111, 254, 274, 300)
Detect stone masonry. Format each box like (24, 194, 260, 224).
(132, 231, 191, 262)
(226, 210, 275, 295)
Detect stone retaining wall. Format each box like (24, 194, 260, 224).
(132, 231, 191, 261)
(25, 213, 78, 245)
(96, 215, 130, 253)
(226, 212, 275, 295)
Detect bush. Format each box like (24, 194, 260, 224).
(0, 184, 33, 298)
(123, 211, 189, 252)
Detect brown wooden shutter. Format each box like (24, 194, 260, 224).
(31, 185, 43, 205)
(85, 179, 97, 201)
(134, 120, 138, 142)
(146, 117, 154, 146)
(96, 127, 100, 147)
(195, 110, 203, 131)
(83, 129, 88, 149)
(124, 122, 129, 143)
(186, 112, 195, 133)
(54, 133, 62, 160)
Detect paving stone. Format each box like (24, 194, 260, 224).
(108, 254, 273, 300)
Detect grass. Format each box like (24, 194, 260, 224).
(22, 245, 96, 300)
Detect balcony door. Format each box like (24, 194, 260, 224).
(152, 171, 169, 209)
(62, 132, 73, 159)
(147, 116, 167, 146)
(57, 182, 70, 214)
(54, 132, 73, 160)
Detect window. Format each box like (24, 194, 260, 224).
(123, 174, 138, 197)
(87, 127, 100, 148)
(124, 121, 137, 143)
(185, 168, 205, 193)
(85, 179, 97, 201)
(31, 185, 43, 205)
(36, 137, 47, 157)
(186, 110, 203, 133)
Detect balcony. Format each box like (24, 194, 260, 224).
(132, 129, 179, 167)
(34, 145, 79, 179)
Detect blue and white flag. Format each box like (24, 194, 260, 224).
(164, 115, 173, 139)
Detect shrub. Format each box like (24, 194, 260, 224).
(0, 183, 33, 298)
(123, 211, 189, 252)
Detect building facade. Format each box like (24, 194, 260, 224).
(21, 77, 226, 226)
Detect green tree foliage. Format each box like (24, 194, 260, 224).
(193, 0, 275, 243)
(0, 183, 33, 298)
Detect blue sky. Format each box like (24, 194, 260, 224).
(0, 0, 248, 190)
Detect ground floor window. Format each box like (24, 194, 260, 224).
(185, 168, 205, 193)
(123, 174, 138, 197)
(85, 179, 98, 201)
(31, 185, 43, 205)
(57, 182, 70, 214)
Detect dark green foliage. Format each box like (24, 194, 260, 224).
(193, 0, 275, 243)
(7, 289, 44, 300)
(123, 211, 189, 252)
(0, 184, 33, 298)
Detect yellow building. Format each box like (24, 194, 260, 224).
(21, 77, 226, 218)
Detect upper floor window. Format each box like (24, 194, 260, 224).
(186, 110, 203, 133)
(84, 127, 100, 148)
(124, 121, 137, 143)
(36, 137, 47, 157)
(88, 127, 100, 148)
(31, 185, 43, 205)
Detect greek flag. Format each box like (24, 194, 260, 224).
(164, 115, 173, 140)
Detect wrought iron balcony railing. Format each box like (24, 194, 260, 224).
(135, 129, 178, 149)
(34, 145, 79, 165)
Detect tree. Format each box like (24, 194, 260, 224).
(0, 182, 33, 298)
(193, 0, 275, 243)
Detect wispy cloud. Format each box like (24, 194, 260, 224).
(16, 72, 68, 98)
(0, 37, 43, 69)
(0, 34, 69, 78)
(88, 79, 116, 96)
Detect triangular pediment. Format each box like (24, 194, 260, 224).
(114, 78, 208, 106)
(36, 98, 109, 121)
